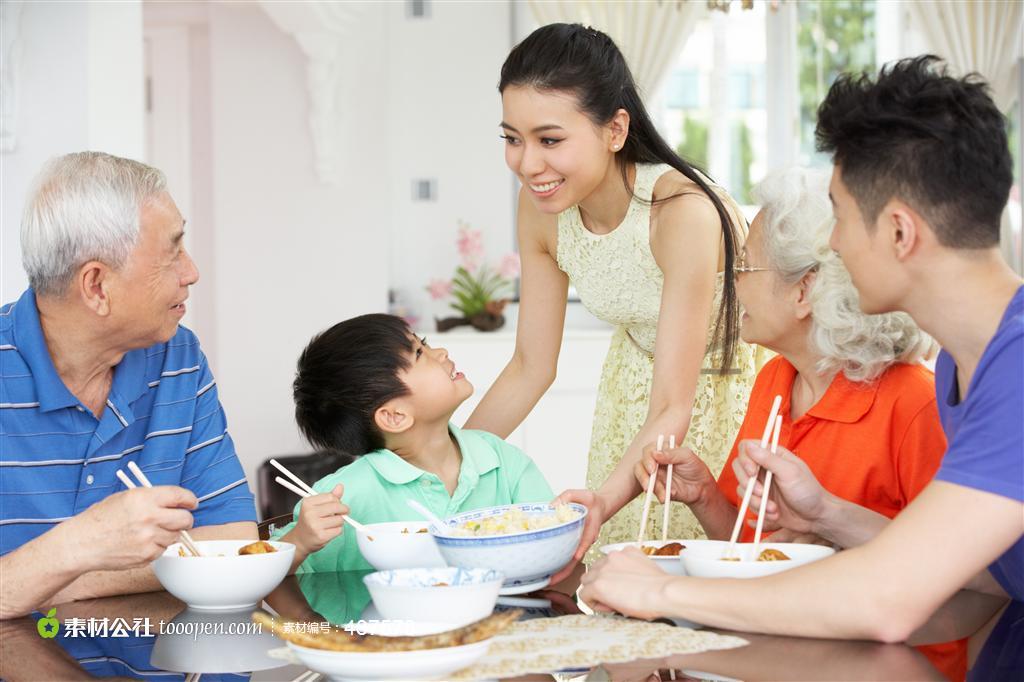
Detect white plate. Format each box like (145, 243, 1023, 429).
(498, 575, 550, 595)
(287, 639, 490, 681)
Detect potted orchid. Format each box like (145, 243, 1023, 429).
(427, 221, 520, 332)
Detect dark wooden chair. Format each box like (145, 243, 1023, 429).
(257, 513, 295, 540)
(256, 450, 355, 524)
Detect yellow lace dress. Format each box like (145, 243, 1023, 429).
(556, 163, 762, 558)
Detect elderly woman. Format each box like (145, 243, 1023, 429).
(631, 166, 944, 543)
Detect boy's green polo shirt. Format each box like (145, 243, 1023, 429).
(272, 424, 554, 573)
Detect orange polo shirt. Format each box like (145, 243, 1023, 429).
(717, 356, 946, 537)
(717, 356, 965, 681)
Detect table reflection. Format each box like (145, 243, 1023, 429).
(0, 569, 1018, 681)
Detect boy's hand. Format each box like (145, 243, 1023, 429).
(288, 484, 348, 556)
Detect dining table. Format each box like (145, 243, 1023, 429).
(2, 562, 1019, 681)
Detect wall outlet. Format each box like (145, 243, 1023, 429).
(412, 178, 437, 201)
(406, 0, 431, 19)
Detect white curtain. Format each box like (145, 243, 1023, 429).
(905, 1, 1024, 274)
(905, 0, 1022, 113)
(527, 0, 706, 102)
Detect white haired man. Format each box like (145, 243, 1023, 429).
(1, 152, 257, 619)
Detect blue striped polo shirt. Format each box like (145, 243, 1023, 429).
(0, 288, 256, 556)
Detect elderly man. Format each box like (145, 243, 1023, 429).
(1, 152, 257, 619)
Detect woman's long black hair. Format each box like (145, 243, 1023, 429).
(499, 23, 741, 373)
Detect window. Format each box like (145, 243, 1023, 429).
(796, 0, 876, 166)
(655, 1, 880, 208)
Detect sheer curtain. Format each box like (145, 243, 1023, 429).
(527, 0, 706, 102)
(905, 1, 1024, 272)
(905, 0, 1022, 112)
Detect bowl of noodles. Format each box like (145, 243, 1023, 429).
(681, 541, 835, 579)
(430, 503, 586, 594)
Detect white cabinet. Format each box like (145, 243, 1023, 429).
(431, 328, 613, 495)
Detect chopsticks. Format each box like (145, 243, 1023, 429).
(724, 394, 783, 560)
(116, 462, 202, 557)
(661, 434, 676, 542)
(751, 415, 783, 557)
(637, 434, 664, 544)
(269, 458, 369, 534)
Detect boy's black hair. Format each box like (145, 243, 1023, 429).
(815, 55, 1012, 249)
(293, 314, 414, 455)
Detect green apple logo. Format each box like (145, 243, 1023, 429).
(37, 608, 59, 638)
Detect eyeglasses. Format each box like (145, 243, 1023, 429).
(733, 252, 773, 275)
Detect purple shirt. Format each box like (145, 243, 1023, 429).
(934, 286, 1024, 600)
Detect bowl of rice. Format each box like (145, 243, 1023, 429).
(429, 503, 586, 595)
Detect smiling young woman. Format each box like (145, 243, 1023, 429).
(465, 23, 767, 563)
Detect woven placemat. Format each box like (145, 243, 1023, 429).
(448, 614, 747, 680)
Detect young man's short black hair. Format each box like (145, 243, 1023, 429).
(815, 55, 1012, 249)
(293, 314, 414, 455)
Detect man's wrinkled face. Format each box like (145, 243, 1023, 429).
(109, 192, 199, 346)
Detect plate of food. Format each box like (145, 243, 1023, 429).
(599, 539, 723, 576)
(253, 608, 520, 681)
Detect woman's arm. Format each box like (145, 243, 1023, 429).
(465, 187, 568, 437)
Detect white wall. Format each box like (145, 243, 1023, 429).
(384, 1, 515, 325)
(1, 1, 144, 302)
(201, 3, 392, 487)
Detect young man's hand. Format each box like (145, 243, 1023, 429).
(286, 484, 348, 557)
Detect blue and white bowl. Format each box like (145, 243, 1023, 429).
(363, 567, 503, 626)
(430, 503, 587, 594)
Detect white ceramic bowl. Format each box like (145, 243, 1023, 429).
(287, 639, 490, 681)
(430, 503, 586, 594)
(682, 541, 835, 579)
(150, 606, 286, 673)
(356, 521, 447, 571)
(363, 567, 503, 626)
(151, 540, 294, 611)
(600, 539, 720, 577)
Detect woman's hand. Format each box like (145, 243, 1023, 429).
(634, 443, 716, 506)
(579, 547, 673, 620)
(548, 489, 610, 584)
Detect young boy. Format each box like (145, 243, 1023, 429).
(273, 314, 554, 572)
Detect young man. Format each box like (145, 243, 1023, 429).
(579, 55, 1022, 642)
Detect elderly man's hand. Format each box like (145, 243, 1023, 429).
(66, 487, 197, 572)
(579, 547, 673, 621)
